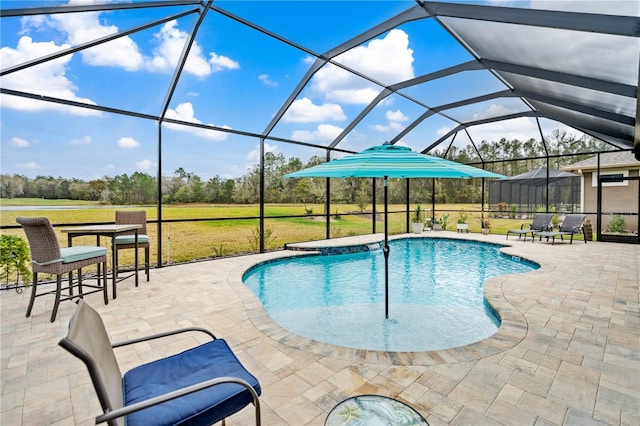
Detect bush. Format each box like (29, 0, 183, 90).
(0, 235, 31, 286)
(509, 204, 517, 219)
(607, 215, 626, 233)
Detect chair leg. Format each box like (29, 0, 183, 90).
(69, 271, 74, 296)
(51, 275, 63, 322)
(78, 268, 83, 297)
(115, 248, 119, 280)
(145, 247, 150, 281)
(102, 260, 109, 305)
(26, 273, 38, 318)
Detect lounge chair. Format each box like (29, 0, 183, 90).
(536, 214, 587, 245)
(59, 300, 262, 426)
(506, 213, 553, 242)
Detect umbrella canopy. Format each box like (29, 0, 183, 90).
(285, 143, 507, 319)
(285, 144, 506, 179)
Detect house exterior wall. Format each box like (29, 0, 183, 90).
(581, 169, 638, 232)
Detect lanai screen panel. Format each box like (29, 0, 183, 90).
(438, 7, 639, 151)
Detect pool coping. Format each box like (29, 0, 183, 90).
(229, 233, 541, 366)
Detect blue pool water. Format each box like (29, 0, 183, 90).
(243, 238, 538, 352)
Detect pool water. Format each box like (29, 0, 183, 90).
(243, 238, 538, 352)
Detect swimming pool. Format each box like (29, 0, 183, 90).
(242, 238, 538, 352)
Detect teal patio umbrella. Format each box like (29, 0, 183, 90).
(285, 143, 506, 318)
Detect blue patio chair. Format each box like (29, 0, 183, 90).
(59, 300, 261, 426)
(536, 214, 588, 245)
(506, 213, 553, 242)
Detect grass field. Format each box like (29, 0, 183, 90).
(2, 199, 569, 274)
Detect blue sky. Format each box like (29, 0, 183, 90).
(1, 0, 636, 181)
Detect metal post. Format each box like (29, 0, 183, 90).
(372, 178, 377, 234)
(157, 123, 163, 267)
(383, 176, 389, 319)
(406, 180, 410, 233)
(259, 139, 265, 252)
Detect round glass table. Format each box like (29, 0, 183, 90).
(325, 394, 429, 426)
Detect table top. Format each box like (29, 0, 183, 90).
(61, 224, 142, 234)
(325, 394, 428, 426)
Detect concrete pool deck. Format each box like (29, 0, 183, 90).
(1, 231, 639, 425)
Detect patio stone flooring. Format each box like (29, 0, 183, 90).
(1, 231, 639, 425)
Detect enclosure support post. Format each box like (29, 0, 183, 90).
(157, 123, 163, 267)
(259, 139, 265, 252)
(596, 153, 602, 241)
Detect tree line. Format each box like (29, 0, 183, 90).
(1, 131, 608, 206)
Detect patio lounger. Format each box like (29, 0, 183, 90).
(536, 214, 587, 245)
(59, 300, 262, 426)
(506, 213, 553, 242)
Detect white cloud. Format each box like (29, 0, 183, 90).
(311, 29, 415, 105)
(466, 117, 539, 143)
(117, 137, 140, 149)
(472, 104, 518, 121)
(247, 142, 278, 164)
(284, 97, 346, 123)
(258, 74, 278, 86)
(135, 159, 155, 170)
(372, 109, 408, 132)
(16, 161, 40, 170)
(147, 21, 239, 77)
(43, 5, 144, 71)
(0, 36, 100, 116)
(20, 9, 239, 78)
(70, 135, 91, 145)
(435, 104, 553, 144)
(209, 52, 239, 72)
(386, 110, 408, 123)
(163, 102, 231, 141)
(291, 124, 344, 143)
(9, 137, 31, 147)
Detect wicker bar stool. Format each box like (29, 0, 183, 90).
(16, 217, 108, 322)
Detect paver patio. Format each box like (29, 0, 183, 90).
(1, 232, 639, 425)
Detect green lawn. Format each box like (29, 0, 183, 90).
(2, 199, 575, 268)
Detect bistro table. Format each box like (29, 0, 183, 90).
(62, 224, 141, 299)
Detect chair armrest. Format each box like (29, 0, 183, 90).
(520, 223, 531, 230)
(112, 327, 216, 348)
(95, 376, 260, 424)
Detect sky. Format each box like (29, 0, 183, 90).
(1, 0, 637, 181)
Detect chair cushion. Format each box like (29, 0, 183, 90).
(123, 339, 261, 426)
(115, 235, 150, 245)
(60, 246, 107, 263)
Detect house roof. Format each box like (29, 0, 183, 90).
(509, 166, 578, 181)
(562, 151, 640, 172)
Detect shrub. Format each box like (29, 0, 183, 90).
(509, 203, 517, 219)
(457, 208, 469, 224)
(0, 235, 31, 286)
(608, 215, 626, 233)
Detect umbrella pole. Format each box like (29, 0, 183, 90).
(384, 176, 389, 319)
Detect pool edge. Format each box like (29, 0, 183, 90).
(229, 232, 533, 366)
